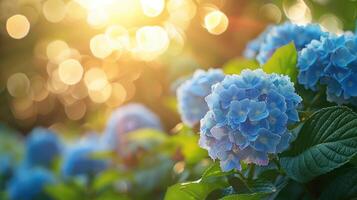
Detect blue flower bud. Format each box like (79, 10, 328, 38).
(199, 69, 302, 171)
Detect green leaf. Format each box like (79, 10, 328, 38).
(46, 183, 83, 200)
(164, 163, 229, 200)
(262, 42, 298, 82)
(165, 181, 224, 200)
(280, 106, 357, 182)
(223, 58, 259, 75)
(228, 177, 276, 194)
(202, 162, 233, 179)
(167, 126, 207, 164)
(93, 170, 122, 191)
(220, 193, 268, 200)
(126, 129, 168, 151)
(319, 167, 357, 200)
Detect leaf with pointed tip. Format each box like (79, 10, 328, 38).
(280, 106, 357, 182)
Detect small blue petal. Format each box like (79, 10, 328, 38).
(248, 101, 269, 121)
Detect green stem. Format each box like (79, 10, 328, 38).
(307, 91, 323, 111)
(247, 164, 255, 180)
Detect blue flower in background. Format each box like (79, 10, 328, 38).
(244, 22, 327, 64)
(199, 69, 302, 171)
(243, 26, 272, 59)
(7, 168, 54, 200)
(177, 69, 225, 127)
(62, 139, 108, 177)
(25, 127, 62, 168)
(298, 34, 357, 105)
(0, 155, 12, 178)
(103, 103, 163, 151)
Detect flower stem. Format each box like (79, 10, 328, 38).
(247, 164, 255, 180)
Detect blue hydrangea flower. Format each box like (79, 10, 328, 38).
(199, 69, 302, 171)
(243, 26, 272, 59)
(25, 127, 62, 168)
(103, 103, 163, 151)
(177, 69, 225, 127)
(298, 34, 357, 105)
(7, 168, 54, 200)
(62, 139, 108, 177)
(0, 155, 12, 178)
(244, 22, 327, 64)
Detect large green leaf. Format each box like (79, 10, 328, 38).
(164, 163, 229, 200)
(280, 106, 357, 182)
(262, 42, 298, 83)
(223, 58, 259, 75)
(319, 167, 357, 200)
(220, 193, 268, 200)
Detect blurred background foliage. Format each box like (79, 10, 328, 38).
(0, 0, 356, 135)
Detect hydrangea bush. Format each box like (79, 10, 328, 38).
(1, 20, 357, 200)
(298, 34, 357, 105)
(177, 69, 225, 127)
(199, 69, 302, 171)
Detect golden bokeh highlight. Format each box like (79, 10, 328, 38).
(105, 25, 130, 50)
(90, 34, 113, 59)
(43, 0, 67, 23)
(58, 59, 84, 85)
(70, 81, 88, 100)
(46, 40, 69, 62)
(204, 10, 229, 35)
(106, 82, 127, 107)
(30, 76, 49, 102)
(65, 101, 87, 120)
(135, 26, 169, 60)
(140, 0, 165, 17)
(6, 14, 31, 39)
(88, 83, 112, 103)
(48, 69, 69, 94)
(283, 0, 312, 25)
(7, 73, 31, 97)
(84, 67, 109, 91)
(66, 1, 86, 21)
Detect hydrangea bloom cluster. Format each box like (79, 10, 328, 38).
(243, 26, 272, 59)
(62, 139, 108, 177)
(104, 103, 163, 150)
(177, 69, 225, 127)
(298, 34, 357, 105)
(199, 69, 302, 171)
(7, 168, 54, 200)
(244, 22, 327, 64)
(25, 127, 62, 168)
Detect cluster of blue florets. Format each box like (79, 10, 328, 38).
(62, 138, 108, 177)
(24, 127, 62, 168)
(244, 22, 327, 64)
(7, 168, 55, 200)
(298, 34, 357, 105)
(199, 69, 302, 171)
(177, 69, 225, 127)
(103, 103, 163, 153)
